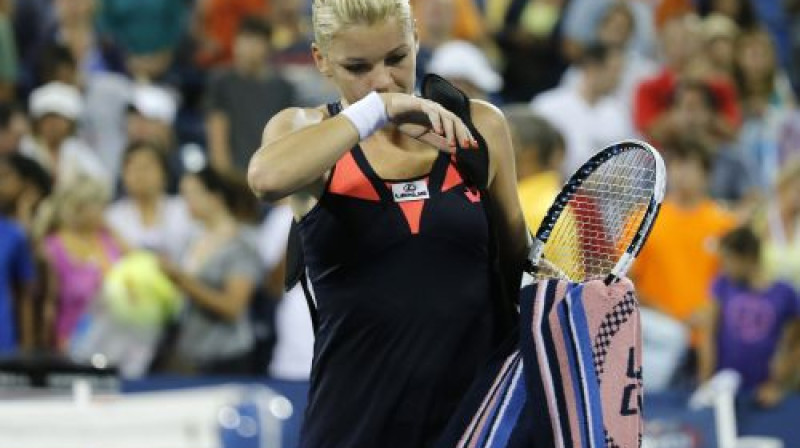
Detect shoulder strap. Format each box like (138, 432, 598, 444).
(421, 74, 519, 343)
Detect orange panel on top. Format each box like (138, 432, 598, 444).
(328, 152, 381, 201)
(397, 200, 426, 235)
(441, 163, 464, 192)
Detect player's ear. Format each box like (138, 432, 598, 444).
(312, 43, 332, 78)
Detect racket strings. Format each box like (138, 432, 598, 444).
(535, 148, 656, 282)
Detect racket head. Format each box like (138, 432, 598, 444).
(528, 140, 666, 283)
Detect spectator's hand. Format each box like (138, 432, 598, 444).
(158, 256, 183, 286)
(755, 381, 785, 408)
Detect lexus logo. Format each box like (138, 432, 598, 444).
(403, 183, 417, 192)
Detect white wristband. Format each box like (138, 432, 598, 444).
(340, 91, 388, 140)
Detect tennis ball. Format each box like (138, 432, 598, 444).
(103, 251, 182, 328)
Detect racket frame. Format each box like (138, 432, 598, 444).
(526, 139, 667, 285)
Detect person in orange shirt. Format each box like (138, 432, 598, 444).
(632, 138, 737, 329)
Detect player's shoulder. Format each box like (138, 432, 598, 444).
(262, 105, 329, 140)
(469, 99, 509, 137)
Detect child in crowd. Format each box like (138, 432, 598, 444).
(35, 177, 124, 350)
(700, 226, 800, 398)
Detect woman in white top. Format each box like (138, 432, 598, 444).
(105, 140, 195, 262)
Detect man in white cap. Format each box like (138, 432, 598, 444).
(426, 40, 502, 101)
(19, 82, 107, 187)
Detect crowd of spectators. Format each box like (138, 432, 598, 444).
(0, 0, 799, 403)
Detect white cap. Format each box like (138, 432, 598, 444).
(129, 84, 178, 124)
(29, 82, 83, 120)
(427, 40, 503, 93)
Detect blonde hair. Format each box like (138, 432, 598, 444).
(312, 0, 414, 50)
(33, 176, 111, 241)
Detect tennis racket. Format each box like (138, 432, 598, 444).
(526, 139, 666, 285)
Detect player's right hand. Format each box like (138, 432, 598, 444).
(379, 93, 478, 153)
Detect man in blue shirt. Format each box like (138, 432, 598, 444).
(0, 217, 35, 354)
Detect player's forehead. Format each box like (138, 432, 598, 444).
(326, 21, 412, 62)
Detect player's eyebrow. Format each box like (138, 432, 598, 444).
(341, 45, 409, 63)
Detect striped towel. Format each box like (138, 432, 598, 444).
(436, 279, 642, 448)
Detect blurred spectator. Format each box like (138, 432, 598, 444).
(502, 105, 565, 231)
(35, 177, 124, 351)
(699, 226, 800, 395)
(560, 1, 658, 116)
(734, 28, 797, 192)
(662, 81, 755, 204)
(19, 82, 108, 187)
(634, 14, 741, 144)
(426, 40, 502, 101)
(106, 141, 196, 263)
(11, 0, 53, 90)
(126, 83, 186, 191)
(631, 140, 737, 357)
(158, 167, 264, 375)
(494, 0, 569, 103)
(561, 0, 657, 62)
(0, 102, 28, 154)
(751, 159, 800, 292)
(0, 158, 36, 353)
(192, 0, 267, 68)
(0, 152, 53, 234)
(33, 0, 125, 82)
(702, 13, 739, 82)
(98, 0, 189, 81)
(0, 0, 17, 102)
(206, 17, 296, 175)
(531, 42, 631, 176)
(735, 28, 795, 115)
(695, 0, 758, 30)
(413, 0, 486, 45)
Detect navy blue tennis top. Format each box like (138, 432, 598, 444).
(297, 104, 496, 448)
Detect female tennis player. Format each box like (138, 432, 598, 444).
(247, 1, 528, 446)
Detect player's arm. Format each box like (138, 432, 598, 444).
(472, 100, 530, 286)
(247, 106, 351, 202)
(247, 94, 467, 203)
(697, 300, 720, 383)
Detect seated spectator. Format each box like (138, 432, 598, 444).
(734, 28, 797, 192)
(502, 105, 565, 231)
(701, 13, 739, 83)
(0, 102, 28, 154)
(560, 1, 659, 111)
(631, 139, 737, 372)
(751, 159, 800, 292)
(0, 152, 53, 233)
(634, 14, 741, 144)
(19, 82, 107, 187)
(699, 226, 800, 396)
(206, 17, 296, 176)
(35, 177, 124, 351)
(0, 207, 36, 354)
(662, 81, 756, 205)
(531, 42, 631, 176)
(426, 40, 502, 101)
(125, 83, 185, 191)
(106, 141, 196, 263)
(158, 167, 264, 375)
(34, 0, 125, 81)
